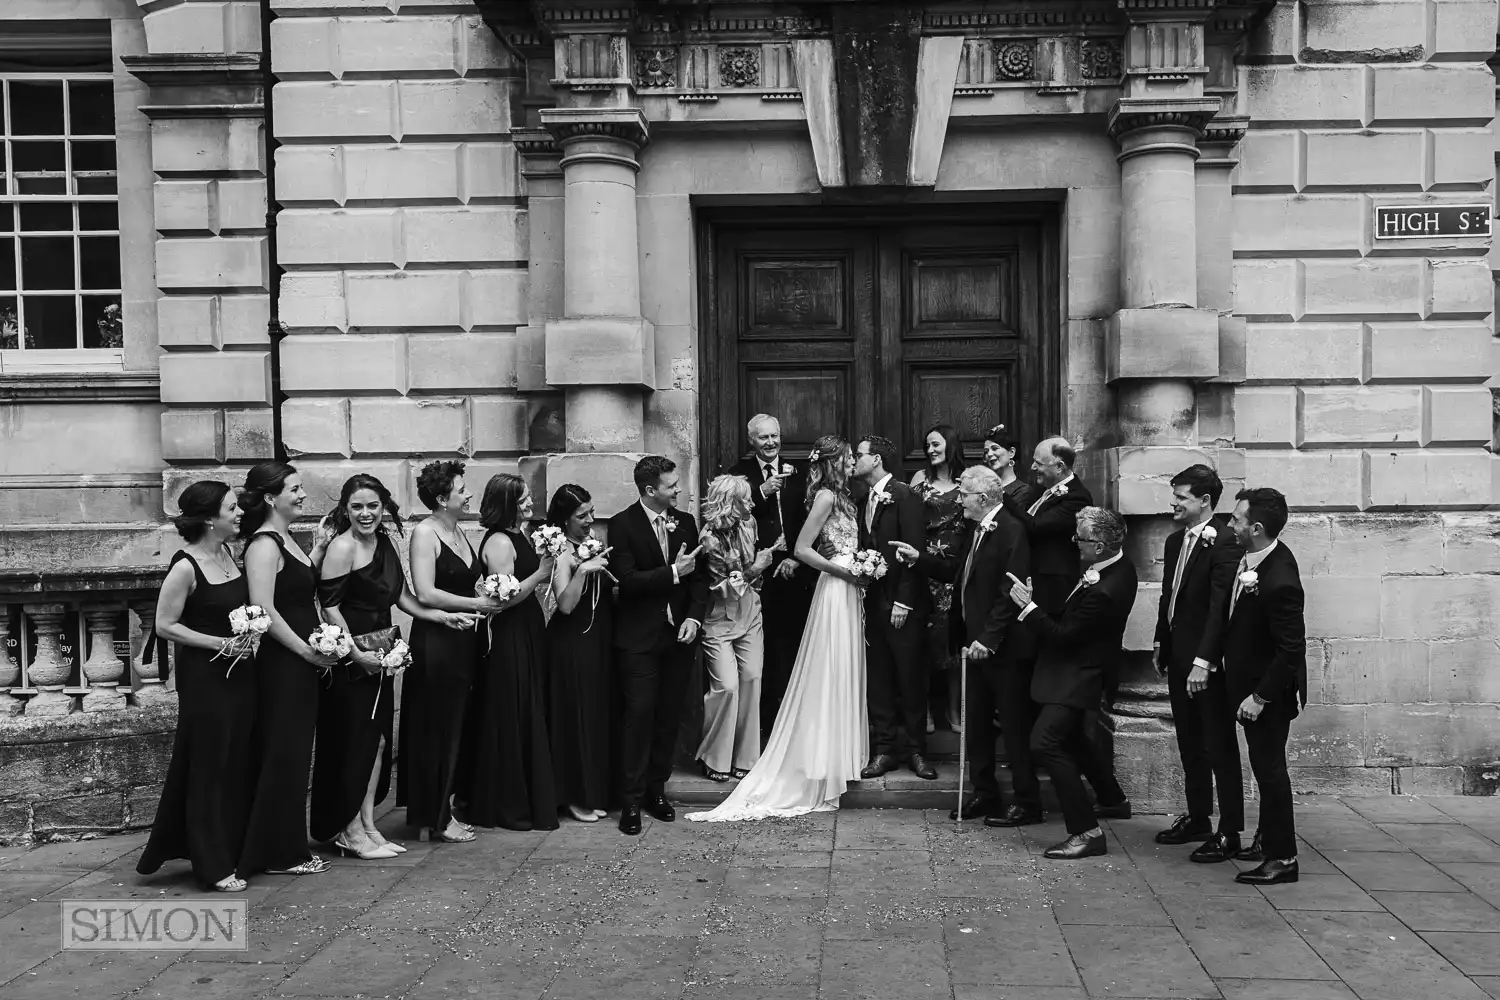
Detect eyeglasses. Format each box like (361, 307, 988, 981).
(1072, 534, 1100, 545)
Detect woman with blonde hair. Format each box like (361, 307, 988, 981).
(694, 474, 775, 782)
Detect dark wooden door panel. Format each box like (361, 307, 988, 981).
(704, 210, 1056, 483)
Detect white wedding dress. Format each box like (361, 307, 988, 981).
(688, 493, 868, 821)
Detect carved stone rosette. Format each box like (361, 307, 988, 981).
(994, 40, 1036, 81)
(718, 46, 761, 88)
(81, 606, 127, 712)
(634, 46, 677, 89)
(24, 603, 74, 717)
(1080, 38, 1122, 79)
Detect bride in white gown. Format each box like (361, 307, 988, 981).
(688, 435, 868, 821)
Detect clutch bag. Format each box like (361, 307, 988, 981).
(347, 626, 400, 679)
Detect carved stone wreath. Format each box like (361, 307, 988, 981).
(994, 40, 1035, 81)
(1080, 39, 1122, 79)
(634, 46, 677, 89)
(718, 46, 760, 88)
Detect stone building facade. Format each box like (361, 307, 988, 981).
(1, 0, 1497, 839)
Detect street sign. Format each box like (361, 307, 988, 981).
(1374, 205, 1492, 239)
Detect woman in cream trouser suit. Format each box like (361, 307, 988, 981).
(695, 475, 775, 781)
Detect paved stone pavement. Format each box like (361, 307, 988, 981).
(1, 795, 1498, 1000)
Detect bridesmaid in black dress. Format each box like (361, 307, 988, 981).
(462, 473, 558, 831)
(984, 424, 1035, 509)
(237, 462, 338, 877)
(137, 481, 257, 891)
(312, 474, 482, 858)
(401, 461, 496, 843)
(544, 485, 615, 823)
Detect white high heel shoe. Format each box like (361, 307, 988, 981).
(333, 836, 398, 860)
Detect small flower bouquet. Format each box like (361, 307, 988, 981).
(381, 639, 411, 677)
(476, 573, 522, 603)
(215, 604, 270, 675)
(531, 524, 568, 558)
(576, 536, 606, 562)
(850, 549, 889, 582)
(1201, 524, 1218, 543)
(308, 622, 354, 661)
(1239, 569, 1259, 594)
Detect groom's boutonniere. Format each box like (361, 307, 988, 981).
(781, 463, 794, 476)
(873, 490, 895, 507)
(978, 519, 997, 534)
(1238, 569, 1258, 593)
(1081, 567, 1101, 587)
(664, 517, 678, 534)
(1054, 482, 1070, 497)
(1201, 524, 1217, 543)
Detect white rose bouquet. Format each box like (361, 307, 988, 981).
(215, 604, 270, 675)
(850, 549, 889, 583)
(308, 622, 354, 661)
(576, 536, 606, 562)
(476, 573, 522, 603)
(381, 639, 411, 677)
(531, 524, 568, 559)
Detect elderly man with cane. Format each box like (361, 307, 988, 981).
(890, 465, 1030, 824)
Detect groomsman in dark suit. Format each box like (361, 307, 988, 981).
(1224, 487, 1306, 886)
(725, 413, 812, 738)
(1153, 465, 1246, 862)
(890, 465, 1032, 821)
(1008, 507, 1136, 859)
(609, 455, 708, 836)
(853, 434, 934, 780)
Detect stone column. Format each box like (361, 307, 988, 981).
(0, 612, 21, 717)
(539, 108, 655, 514)
(81, 607, 128, 712)
(24, 604, 75, 717)
(131, 601, 173, 707)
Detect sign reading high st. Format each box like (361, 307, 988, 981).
(1375, 205, 1492, 240)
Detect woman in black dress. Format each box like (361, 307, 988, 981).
(402, 460, 496, 843)
(312, 474, 479, 859)
(137, 481, 257, 891)
(913, 423, 967, 732)
(238, 462, 338, 877)
(462, 473, 557, 831)
(983, 424, 1034, 509)
(544, 484, 615, 823)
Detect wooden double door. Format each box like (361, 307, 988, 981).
(704, 208, 1059, 478)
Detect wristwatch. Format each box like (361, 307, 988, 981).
(1251, 693, 1268, 706)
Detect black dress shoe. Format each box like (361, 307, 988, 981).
(1094, 799, 1132, 820)
(1235, 858, 1299, 885)
(984, 805, 1045, 828)
(643, 795, 675, 823)
(949, 794, 1002, 821)
(860, 753, 899, 779)
(618, 805, 642, 836)
(1235, 831, 1264, 862)
(1044, 832, 1108, 860)
(909, 753, 938, 780)
(1190, 832, 1241, 864)
(1155, 814, 1212, 845)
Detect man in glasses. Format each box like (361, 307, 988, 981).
(1007, 507, 1137, 859)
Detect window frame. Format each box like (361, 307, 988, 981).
(0, 68, 122, 372)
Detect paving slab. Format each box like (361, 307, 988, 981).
(1369, 889, 1500, 931)
(1343, 796, 1456, 824)
(1419, 931, 1500, 976)
(1060, 922, 1219, 998)
(1282, 909, 1491, 1000)
(1328, 849, 1464, 892)
(1375, 823, 1500, 863)
(1215, 980, 1357, 1000)
(1160, 892, 1338, 981)
(1436, 862, 1500, 907)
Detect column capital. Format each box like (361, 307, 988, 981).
(1198, 114, 1250, 166)
(1108, 97, 1223, 142)
(511, 126, 564, 179)
(539, 107, 649, 165)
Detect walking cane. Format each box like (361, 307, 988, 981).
(956, 647, 969, 825)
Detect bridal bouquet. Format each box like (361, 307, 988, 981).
(476, 573, 522, 603)
(850, 549, 889, 582)
(531, 524, 568, 558)
(381, 639, 411, 677)
(215, 604, 270, 675)
(576, 535, 606, 562)
(308, 622, 354, 661)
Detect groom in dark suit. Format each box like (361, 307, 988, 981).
(1008, 506, 1136, 860)
(724, 413, 812, 738)
(1225, 487, 1306, 886)
(1153, 464, 1246, 861)
(891, 465, 1032, 819)
(853, 434, 933, 780)
(609, 455, 708, 836)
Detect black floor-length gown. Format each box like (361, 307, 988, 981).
(237, 532, 321, 876)
(137, 552, 257, 887)
(309, 532, 403, 842)
(461, 528, 558, 830)
(548, 560, 613, 811)
(398, 534, 480, 832)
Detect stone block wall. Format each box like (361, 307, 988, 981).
(268, 1, 552, 514)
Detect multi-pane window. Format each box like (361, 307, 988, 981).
(0, 71, 120, 354)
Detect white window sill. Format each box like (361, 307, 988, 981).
(0, 349, 125, 374)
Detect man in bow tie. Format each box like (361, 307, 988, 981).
(891, 465, 1032, 822)
(725, 414, 811, 739)
(1153, 465, 1247, 863)
(1224, 487, 1306, 886)
(1007, 507, 1136, 860)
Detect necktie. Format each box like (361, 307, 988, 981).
(960, 526, 983, 599)
(866, 490, 877, 533)
(1027, 486, 1052, 517)
(654, 514, 674, 625)
(764, 463, 784, 538)
(1166, 528, 1197, 623)
(1230, 555, 1249, 613)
